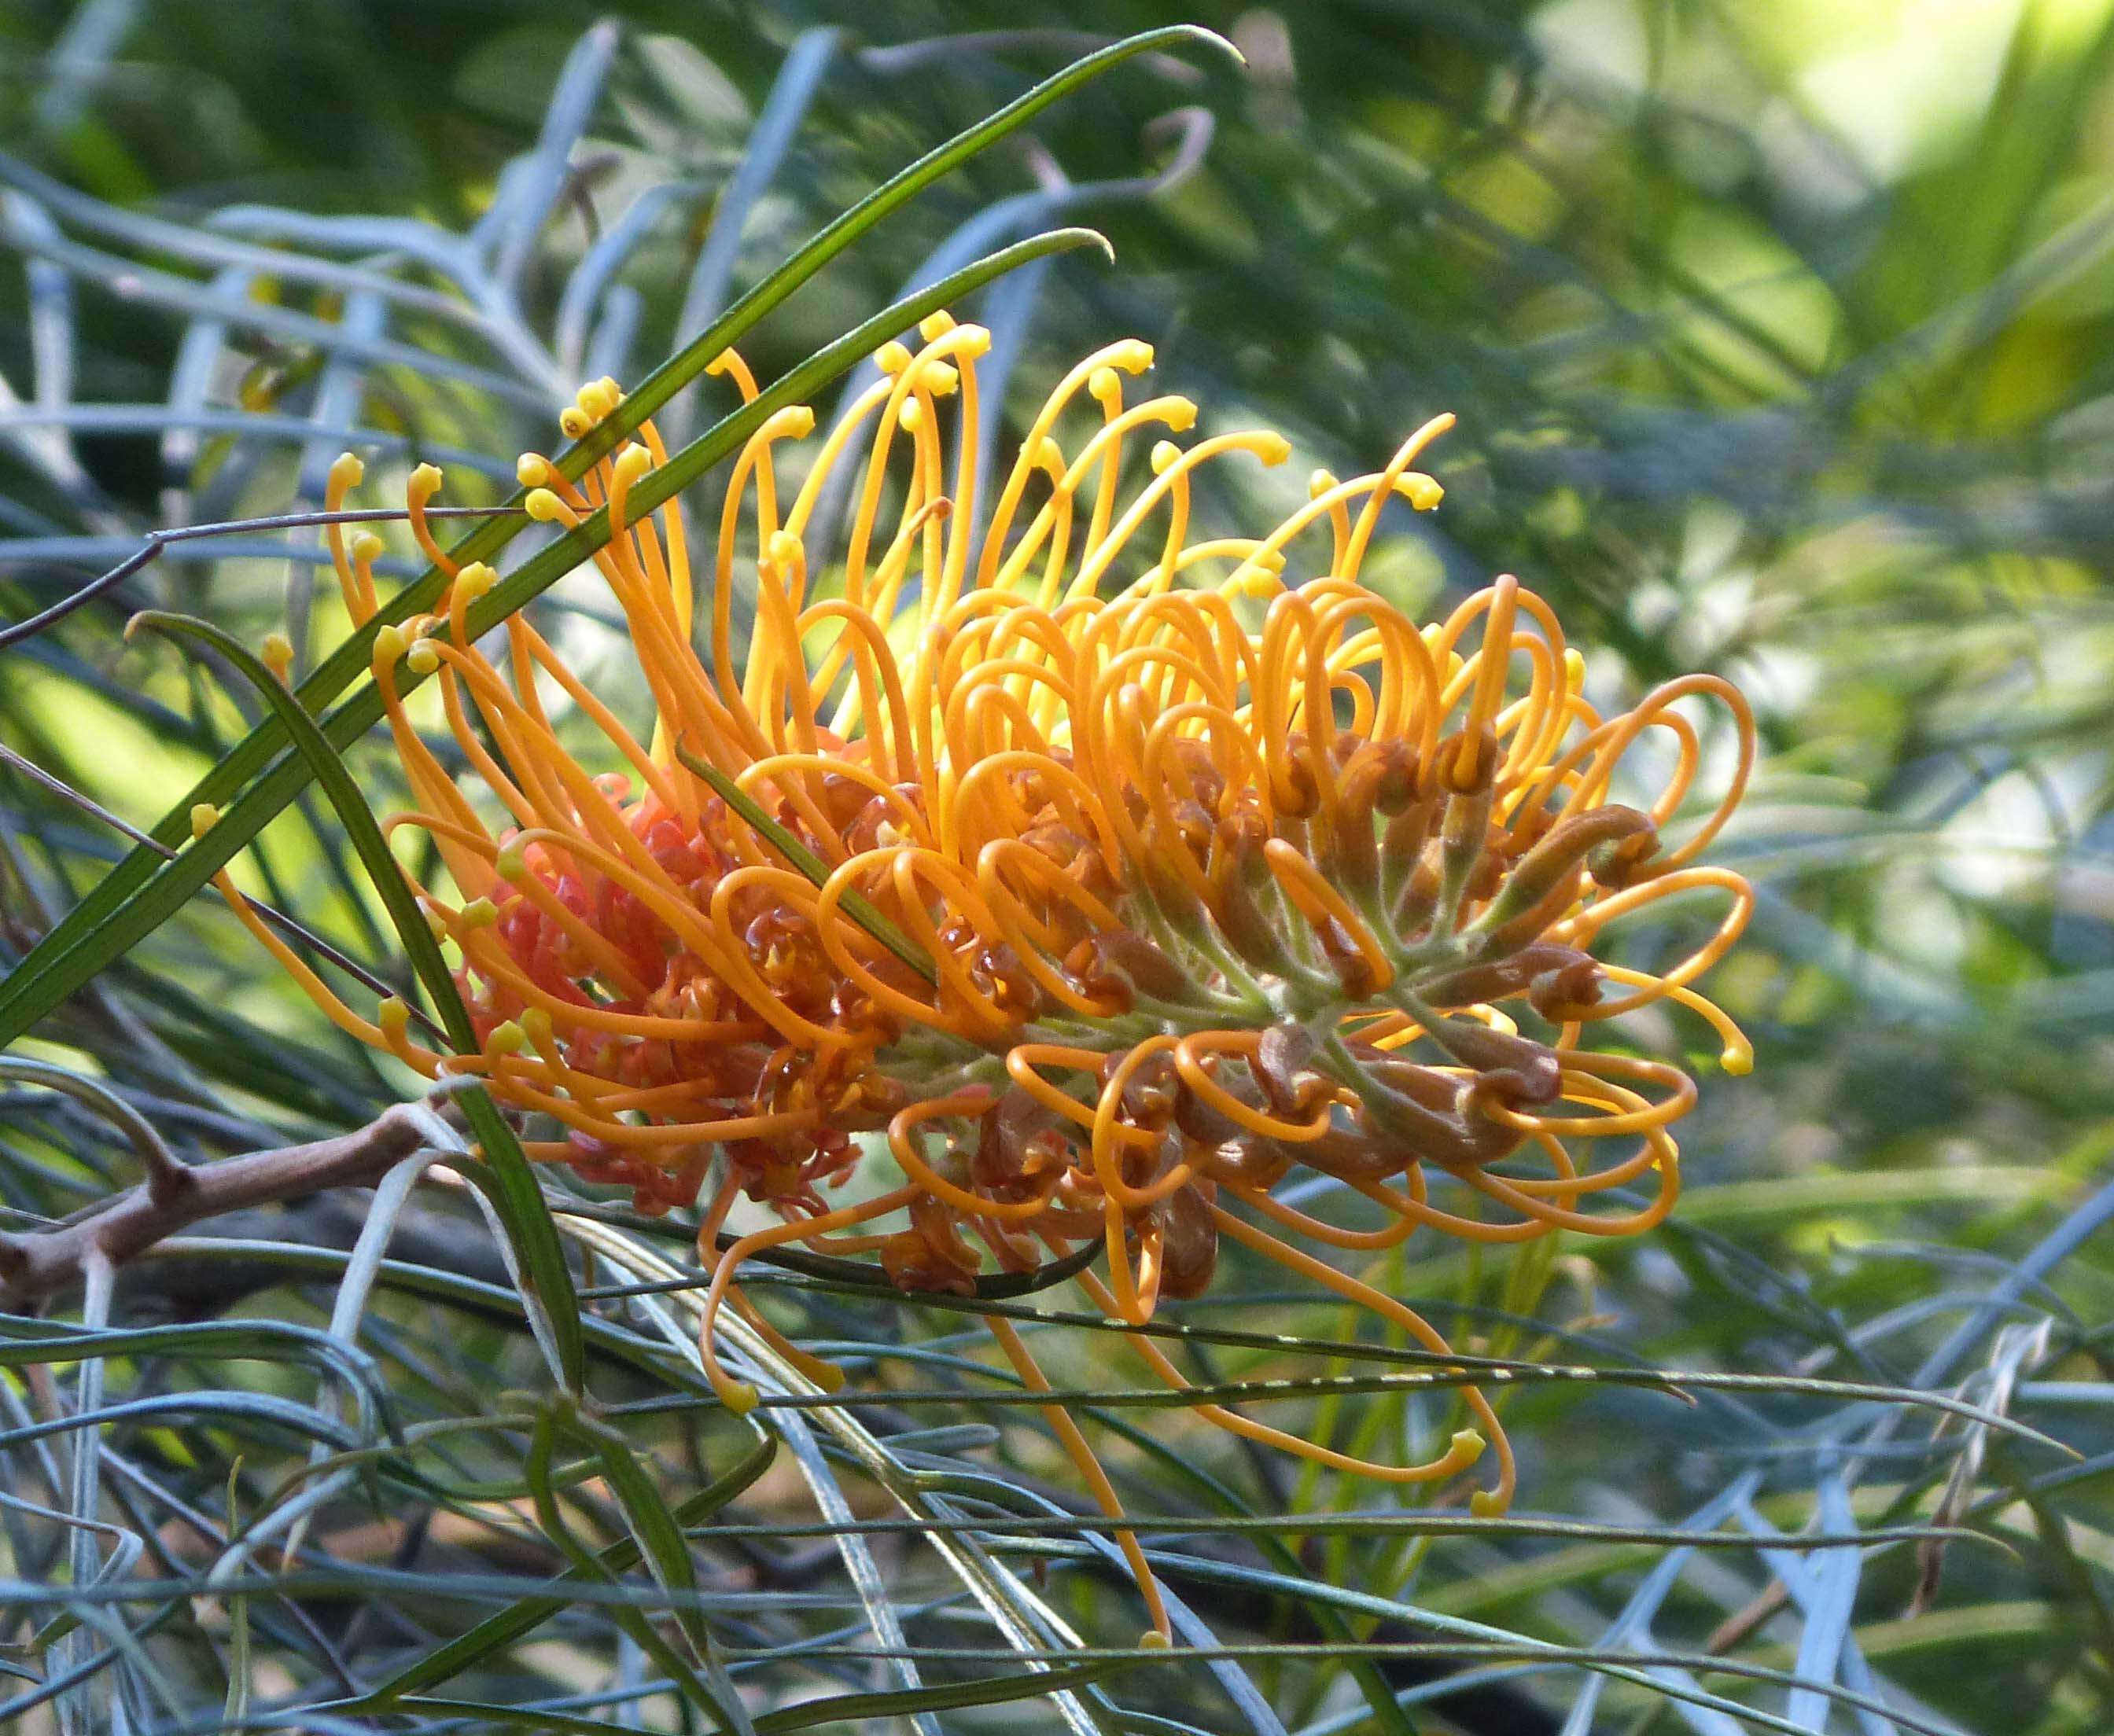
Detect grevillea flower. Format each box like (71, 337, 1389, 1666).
(230, 312, 1755, 1641)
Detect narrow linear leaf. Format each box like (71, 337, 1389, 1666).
(381, 1661, 1121, 1734)
(362, 1428, 775, 1701)
(123, 609, 587, 1392)
(675, 741, 936, 984)
(516, 1411, 744, 1725)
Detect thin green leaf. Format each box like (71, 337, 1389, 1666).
(674, 741, 937, 984)
(361, 1427, 775, 1701)
(122, 609, 587, 1392)
(516, 1410, 744, 1723)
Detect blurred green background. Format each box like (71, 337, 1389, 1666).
(2, 2, 2111, 1733)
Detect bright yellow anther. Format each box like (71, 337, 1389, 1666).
(613, 443, 654, 487)
(350, 531, 385, 565)
(462, 896, 499, 929)
(873, 340, 912, 375)
(378, 997, 410, 1042)
(520, 1006, 555, 1054)
(487, 1021, 526, 1057)
(1471, 1489, 1505, 1517)
(917, 310, 956, 341)
(898, 399, 925, 433)
(189, 803, 219, 840)
(405, 638, 440, 676)
(453, 561, 497, 605)
(1162, 398, 1199, 433)
(1309, 468, 1339, 499)
(493, 844, 528, 881)
(1151, 440, 1182, 475)
(407, 462, 443, 504)
(1035, 436, 1066, 474)
(952, 323, 993, 361)
(598, 375, 622, 403)
(766, 530, 804, 572)
(558, 406, 591, 440)
(328, 452, 364, 494)
(525, 489, 573, 525)
(1088, 366, 1122, 404)
(576, 380, 617, 422)
(1109, 338, 1155, 373)
(1405, 474, 1443, 509)
(919, 360, 959, 397)
(372, 624, 407, 665)
(516, 453, 551, 488)
(260, 631, 294, 683)
(1253, 431, 1292, 466)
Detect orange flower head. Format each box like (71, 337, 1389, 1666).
(247, 314, 1756, 1609)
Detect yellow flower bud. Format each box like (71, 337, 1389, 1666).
(260, 631, 295, 682)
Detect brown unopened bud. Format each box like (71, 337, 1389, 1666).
(1427, 1019, 1563, 1105)
(1149, 1182, 1220, 1300)
(1066, 928, 1191, 1008)
(1272, 732, 1324, 818)
(1419, 942, 1597, 1010)
(1324, 793, 1383, 903)
(1432, 780, 1498, 931)
(819, 771, 876, 831)
(1368, 739, 1422, 815)
(1255, 1024, 1324, 1116)
(1437, 723, 1499, 794)
(1479, 804, 1653, 951)
(974, 1084, 1066, 1193)
(1195, 1134, 1297, 1190)
(1529, 954, 1604, 1019)
(1173, 1085, 1247, 1149)
(1352, 1053, 1527, 1169)
(1589, 826, 1662, 889)
(1108, 1046, 1180, 1125)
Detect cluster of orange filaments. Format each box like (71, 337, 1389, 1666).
(226, 312, 1755, 1641)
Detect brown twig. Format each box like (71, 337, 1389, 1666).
(0, 1094, 463, 1310)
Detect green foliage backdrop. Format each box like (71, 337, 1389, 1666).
(0, 2, 2109, 1732)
